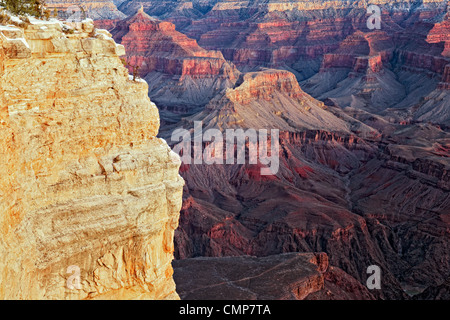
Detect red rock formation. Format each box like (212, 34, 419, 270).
(305, 266, 376, 300)
(181, 68, 350, 133)
(134, 1, 450, 124)
(155, 51, 448, 300)
(110, 9, 239, 121)
(111, 1, 449, 124)
(427, 14, 450, 90)
(165, 69, 449, 299)
(112, 10, 214, 77)
(172, 123, 449, 299)
(193, 17, 354, 71)
(427, 13, 450, 58)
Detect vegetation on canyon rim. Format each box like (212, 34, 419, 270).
(0, 0, 46, 17)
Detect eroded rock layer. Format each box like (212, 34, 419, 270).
(119, 0, 450, 126)
(0, 17, 183, 300)
(110, 10, 239, 124)
(42, 0, 450, 300)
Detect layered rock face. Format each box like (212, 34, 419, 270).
(110, 10, 239, 124)
(0, 16, 183, 299)
(184, 68, 350, 133)
(117, 0, 219, 28)
(119, 0, 450, 126)
(411, 13, 450, 124)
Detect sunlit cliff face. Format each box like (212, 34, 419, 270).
(0, 16, 183, 300)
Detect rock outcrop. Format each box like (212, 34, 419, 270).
(98, 0, 450, 300)
(0, 15, 183, 300)
(411, 13, 450, 125)
(110, 10, 239, 124)
(183, 68, 350, 133)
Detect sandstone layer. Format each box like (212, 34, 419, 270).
(0, 15, 183, 299)
(44, 0, 450, 299)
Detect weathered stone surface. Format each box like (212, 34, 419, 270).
(118, 0, 450, 125)
(0, 17, 183, 300)
(0, 26, 31, 59)
(42, 1, 450, 300)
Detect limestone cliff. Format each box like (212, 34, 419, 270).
(0, 15, 184, 299)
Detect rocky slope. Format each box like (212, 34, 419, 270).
(171, 123, 449, 299)
(0, 15, 183, 299)
(162, 62, 449, 299)
(172, 252, 371, 300)
(110, 9, 239, 125)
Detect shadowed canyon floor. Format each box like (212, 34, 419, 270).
(173, 252, 375, 300)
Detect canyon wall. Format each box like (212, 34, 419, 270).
(110, 10, 239, 125)
(115, 0, 450, 125)
(0, 16, 183, 299)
